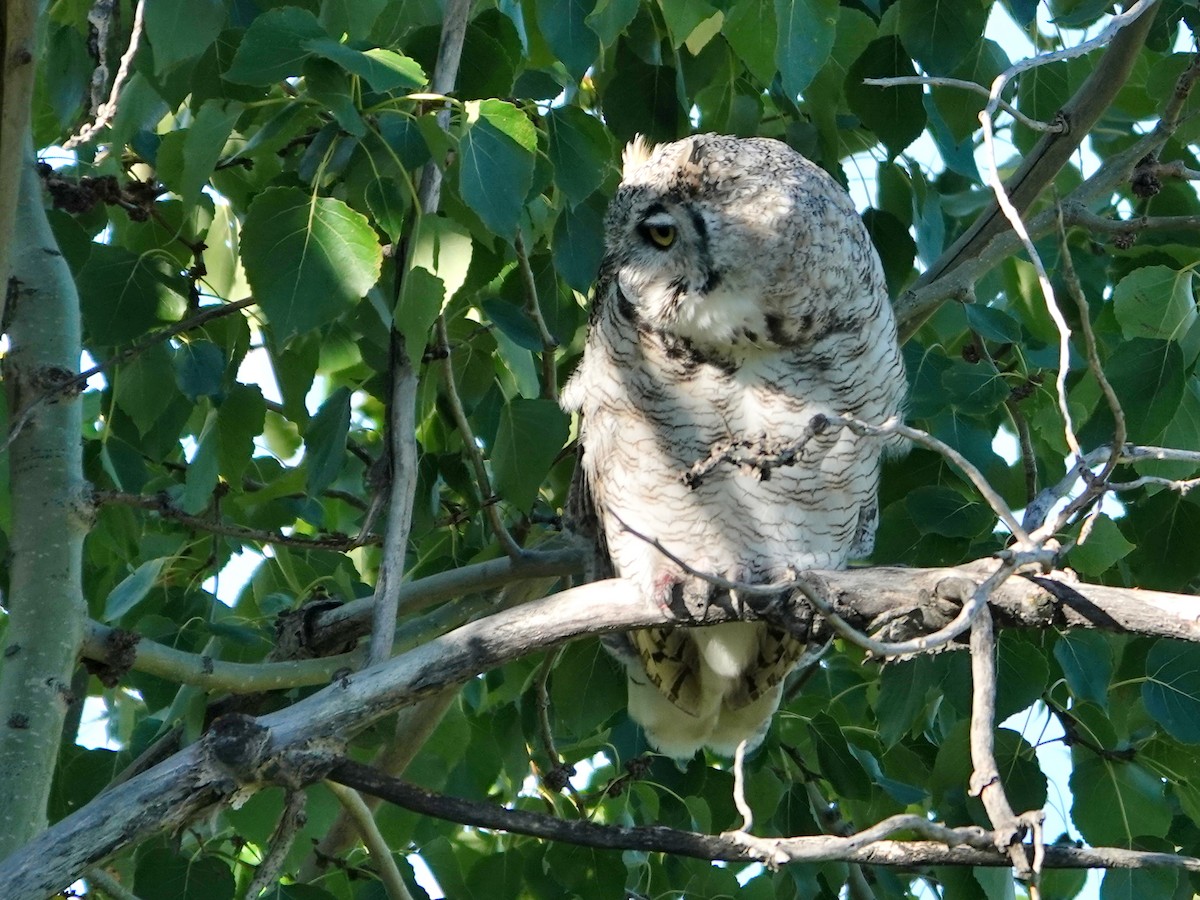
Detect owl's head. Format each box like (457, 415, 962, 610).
(601, 133, 871, 350)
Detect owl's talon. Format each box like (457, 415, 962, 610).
(650, 572, 686, 615)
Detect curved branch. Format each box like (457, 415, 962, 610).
(328, 758, 1199, 874)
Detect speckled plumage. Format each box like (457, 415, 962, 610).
(561, 134, 907, 759)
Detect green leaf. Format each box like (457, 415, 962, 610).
(876, 657, 933, 746)
(114, 345, 179, 434)
(905, 485, 995, 538)
(1068, 514, 1134, 576)
(396, 267, 445, 366)
(941, 360, 1010, 415)
(156, 100, 241, 211)
(145, 0, 226, 72)
(216, 385, 265, 485)
(965, 304, 1022, 344)
(305, 387, 351, 499)
(364, 176, 409, 243)
(483, 299, 545, 351)
(174, 341, 226, 402)
(491, 399, 569, 512)
(1054, 631, 1114, 708)
(79, 245, 188, 346)
(846, 36, 926, 157)
(1143, 640, 1200, 744)
(723, 0, 777, 85)
(546, 107, 612, 206)
(1113, 264, 1198, 342)
(411, 216, 473, 301)
(303, 58, 365, 137)
(774, 0, 838, 100)
(996, 634, 1049, 722)
(1102, 339, 1185, 443)
(306, 39, 426, 92)
(458, 100, 536, 239)
(181, 409, 221, 514)
(224, 7, 328, 84)
(103, 558, 169, 622)
(601, 51, 682, 144)
(1100, 867, 1179, 900)
(241, 187, 382, 340)
(551, 642, 624, 739)
(537, 0, 599, 81)
(134, 846, 236, 900)
(553, 196, 606, 293)
(897, 0, 989, 75)
(586, 0, 640, 46)
(1124, 491, 1200, 592)
(808, 712, 871, 800)
(660, 0, 720, 49)
(1071, 757, 1171, 845)
(862, 207, 915, 296)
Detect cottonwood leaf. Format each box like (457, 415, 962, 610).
(242, 187, 381, 340)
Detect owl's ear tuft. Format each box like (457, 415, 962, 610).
(622, 135, 654, 179)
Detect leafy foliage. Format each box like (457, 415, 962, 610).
(9, 0, 1200, 898)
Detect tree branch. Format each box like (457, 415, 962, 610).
(0, 143, 88, 856)
(327, 757, 1199, 874)
(6, 563, 1200, 893)
(897, 2, 1159, 337)
(95, 488, 381, 551)
(0, 0, 40, 329)
(62, 0, 147, 150)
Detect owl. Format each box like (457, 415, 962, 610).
(560, 134, 907, 760)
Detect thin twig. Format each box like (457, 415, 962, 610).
(533, 648, 588, 816)
(1004, 397, 1039, 505)
(896, 3, 1158, 337)
(1050, 203, 1127, 532)
(434, 315, 524, 558)
(95, 489, 380, 550)
(985, 0, 1160, 107)
(794, 555, 1023, 658)
(366, 338, 419, 665)
(615, 508, 1037, 659)
(63, 0, 147, 150)
(861, 75, 1062, 133)
(731, 740, 753, 832)
(514, 232, 558, 401)
(979, 103, 1083, 463)
(3, 297, 257, 454)
(968, 603, 1033, 876)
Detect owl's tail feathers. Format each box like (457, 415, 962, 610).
(626, 673, 784, 760)
(703, 684, 784, 757)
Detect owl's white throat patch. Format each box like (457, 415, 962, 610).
(670, 281, 768, 348)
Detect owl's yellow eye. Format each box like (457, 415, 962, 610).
(645, 223, 677, 248)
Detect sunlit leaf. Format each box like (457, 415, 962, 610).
(458, 100, 536, 239)
(241, 187, 382, 340)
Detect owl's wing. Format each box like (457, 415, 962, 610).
(628, 627, 704, 716)
(725, 624, 807, 709)
(564, 442, 614, 583)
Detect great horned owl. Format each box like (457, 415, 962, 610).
(560, 134, 906, 760)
